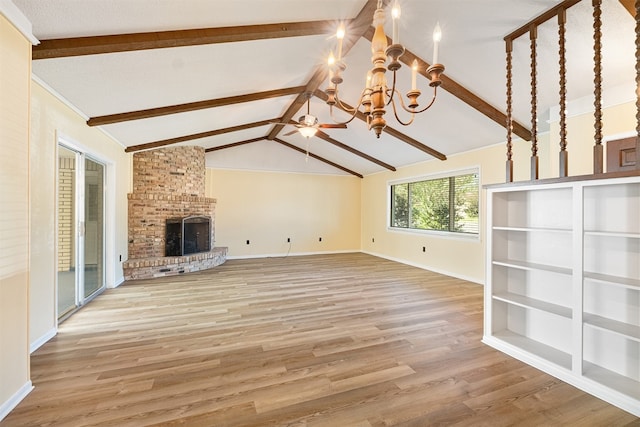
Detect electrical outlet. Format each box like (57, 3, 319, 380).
(119, 254, 122, 262)
(246, 239, 250, 245)
(372, 237, 375, 243)
(287, 237, 291, 243)
(422, 246, 426, 252)
(319, 237, 322, 242)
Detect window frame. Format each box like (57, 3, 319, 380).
(387, 167, 481, 240)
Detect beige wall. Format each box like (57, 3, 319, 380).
(361, 99, 637, 284)
(205, 169, 361, 257)
(548, 102, 637, 177)
(360, 141, 513, 284)
(0, 11, 32, 419)
(204, 96, 636, 284)
(1, 0, 635, 417)
(29, 80, 131, 349)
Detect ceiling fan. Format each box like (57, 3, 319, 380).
(279, 93, 347, 138)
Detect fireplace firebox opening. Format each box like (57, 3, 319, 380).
(165, 216, 211, 256)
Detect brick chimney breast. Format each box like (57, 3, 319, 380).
(124, 146, 226, 280)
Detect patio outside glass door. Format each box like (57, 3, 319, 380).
(57, 144, 105, 320)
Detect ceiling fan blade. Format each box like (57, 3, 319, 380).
(269, 120, 291, 125)
(318, 123, 348, 129)
(283, 129, 299, 136)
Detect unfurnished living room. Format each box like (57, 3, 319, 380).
(1, 0, 639, 425)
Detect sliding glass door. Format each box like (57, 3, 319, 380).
(57, 144, 105, 320)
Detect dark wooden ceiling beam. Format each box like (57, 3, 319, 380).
(88, 86, 304, 126)
(267, 0, 389, 141)
(125, 119, 276, 153)
(202, 136, 363, 178)
(619, 0, 635, 17)
(274, 138, 363, 178)
(312, 129, 396, 171)
(381, 126, 446, 160)
(361, 28, 532, 142)
(33, 21, 333, 59)
(205, 137, 266, 152)
(313, 90, 446, 160)
(266, 69, 328, 140)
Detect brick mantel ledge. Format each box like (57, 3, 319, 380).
(127, 193, 216, 203)
(123, 247, 228, 281)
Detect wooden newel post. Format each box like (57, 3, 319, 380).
(592, 0, 603, 174)
(506, 38, 514, 182)
(530, 25, 539, 180)
(636, 0, 640, 170)
(558, 7, 568, 177)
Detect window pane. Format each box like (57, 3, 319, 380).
(391, 183, 409, 227)
(409, 178, 449, 231)
(453, 173, 479, 234)
(389, 171, 479, 235)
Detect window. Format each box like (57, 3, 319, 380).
(390, 171, 479, 235)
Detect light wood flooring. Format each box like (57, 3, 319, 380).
(3, 253, 639, 426)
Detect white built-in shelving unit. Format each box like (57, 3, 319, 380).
(484, 173, 640, 417)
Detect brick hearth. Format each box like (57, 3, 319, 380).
(123, 146, 227, 280)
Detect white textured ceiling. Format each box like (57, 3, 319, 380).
(14, 0, 637, 177)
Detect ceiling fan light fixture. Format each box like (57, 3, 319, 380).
(299, 126, 318, 139)
(300, 114, 318, 127)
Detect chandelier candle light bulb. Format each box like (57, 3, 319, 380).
(411, 59, 418, 90)
(433, 22, 442, 64)
(328, 50, 336, 71)
(336, 23, 345, 60)
(392, 1, 401, 45)
(328, 51, 338, 88)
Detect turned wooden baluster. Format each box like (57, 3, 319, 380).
(593, 0, 603, 174)
(530, 25, 539, 180)
(636, 0, 640, 169)
(506, 39, 514, 182)
(558, 7, 568, 177)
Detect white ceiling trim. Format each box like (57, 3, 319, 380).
(0, 0, 38, 44)
(32, 75, 127, 149)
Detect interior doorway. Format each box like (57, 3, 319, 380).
(57, 144, 105, 321)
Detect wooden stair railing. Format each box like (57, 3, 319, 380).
(501, 0, 640, 181)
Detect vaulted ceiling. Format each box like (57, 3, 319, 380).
(14, 0, 637, 177)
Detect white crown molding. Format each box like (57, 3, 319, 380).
(32, 75, 89, 120)
(0, 0, 38, 44)
(32, 75, 127, 149)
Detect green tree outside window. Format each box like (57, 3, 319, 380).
(390, 172, 478, 234)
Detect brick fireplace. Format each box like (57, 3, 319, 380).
(123, 146, 227, 280)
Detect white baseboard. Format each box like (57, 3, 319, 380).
(226, 249, 359, 260)
(30, 327, 57, 354)
(226, 250, 483, 285)
(361, 250, 484, 285)
(111, 276, 125, 288)
(0, 381, 33, 422)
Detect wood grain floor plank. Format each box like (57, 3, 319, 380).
(1, 253, 637, 426)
